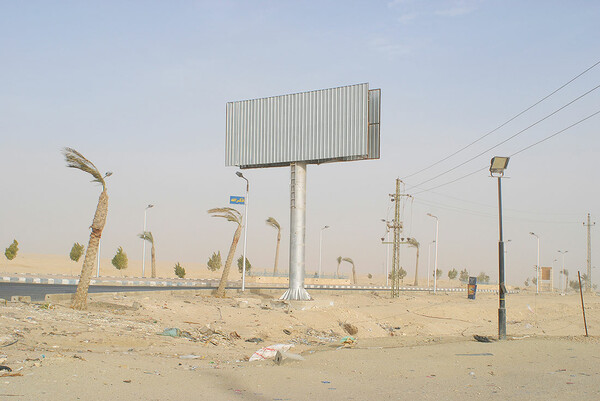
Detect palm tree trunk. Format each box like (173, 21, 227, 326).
(413, 246, 420, 286)
(215, 224, 242, 297)
(151, 242, 156, 278)
(72, 189, 108, 310)
(336, 262, 341, 278)
(273, 231, 280, 275)
(352, 265, 357, 284)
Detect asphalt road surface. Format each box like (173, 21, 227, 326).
(0, 282, 219, 302)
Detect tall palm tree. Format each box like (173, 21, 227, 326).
(63, 147, 111, 310)
(266, 217, 281, 275)
(342, 257, 357, 284)
(407, 238, 420, 286)
(138, 231, 156, 278)
(336, 256, 342, 278)
(208, 207, 243, 297)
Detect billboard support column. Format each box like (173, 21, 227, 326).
(281, 162, 311, 301)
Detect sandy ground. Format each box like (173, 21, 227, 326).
(1, 287, 598, 400)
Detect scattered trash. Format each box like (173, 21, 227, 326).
(469, 372, 475, 376)
(527, 305, 535, 313)
(455, 353, 494, 356)
(0, 372, 22, 377)
(159, 328, 181, 337)
(473, 335, 495, 343)
(0, 366, 12, 372)
(72, 355, 86, 361)
(283, 329, 292, 335)
(229, 331, 241, 340)
(123, 379, 132, 383)
(341, 323, 358, 336)
(245, 337, 263, 344)
(179, 355, 204, 360)
(274, 351, 283, 365)
(321, 381, 331, 384)
(340, 336, 356, 346)
(249, 344, 294, 362)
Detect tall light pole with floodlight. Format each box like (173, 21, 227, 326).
(142, 204, 154, 278)
(318, 225, 330, 277)
(426, 213, 439, 294)
(529, 232, 540, 294)
(490, 156, 510, 340)
(236, 171, 249, 291)
(427, 240, 435, 288)
(558, 250, 568, 294)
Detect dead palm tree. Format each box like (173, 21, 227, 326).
(63, 147, 111, 310)
(138, 231, 156, 278)
(208, 207, 243, 297)
(342, 257, 357, 284)
(407, 237, 420, 286)
(336, 256, 342, 278)
(266, 217, 281, 275)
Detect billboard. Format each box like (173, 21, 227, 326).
(226, 83, 380, 168)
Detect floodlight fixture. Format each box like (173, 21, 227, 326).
(489, 156, 510, 176)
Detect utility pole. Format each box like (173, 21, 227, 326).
(388, 179, 411, 298)
(584, 213, 595, 292)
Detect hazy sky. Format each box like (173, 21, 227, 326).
(1, 1, 599, 287)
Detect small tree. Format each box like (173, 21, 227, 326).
(477, 272, 490, 284)
(434, 268, 442, 278)
(237, 255, 252, 274)
(398, 267, 407, 282)
(174, 262, 186, 278)
(5, 239, 18, 260)
(367, 273, 373, 279)
(69, 242, 85, 262)
(448, 268, 458, 280)
(532, 277, 537, 285)
(459, 268, 469, 282)
(524, 278, 530, 287)
(207, 251, 222, 272)
(111, 247, 128, 273)
(569, 279, 580, 291)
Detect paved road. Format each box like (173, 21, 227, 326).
(0, 282, 220, 302)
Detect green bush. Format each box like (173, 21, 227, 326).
(459, 269, 470, 282)
(174, 262, 186, 278)
(434, 268, 443, 278)
(5, 239, 18, 261)
(477, 272, 490, 284)
(207, 251, 222, 272)
(237, 255, 252, 274)
(111, 247, 128, 271)
(398, 267, 407, 280)
(69, 242, 85, 262)
(448, 268, 458, 280)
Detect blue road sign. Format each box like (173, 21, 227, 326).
(230, 196, 245, 205)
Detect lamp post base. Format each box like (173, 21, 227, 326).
(498, 307, 506, 340)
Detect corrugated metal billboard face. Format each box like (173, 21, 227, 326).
(226, 83, 380, 168)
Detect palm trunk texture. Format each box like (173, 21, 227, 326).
(215, 224, 242, 297)
(151, 242, 156, 278)
(352, 265, 357, 284)
(273, 231, 280, 275)
(72, 189, 108, 310)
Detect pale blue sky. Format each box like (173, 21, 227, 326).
(1, 1, 599, 286)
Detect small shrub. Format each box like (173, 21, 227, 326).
(398, 267, 407, 281)
(111, 247, 128, 271)
(174, 262, 186, 278)
(569, 280, 580, 291)
(5, 239, 18, 260)
(524, 278, 530, 287)
(367, 273, 373, 279)
(459, 269, 469, 283)
(69, 242, 85, 262)
(448, 268, 458, 280)
(433, 268, 442, 278)
(237, 255, 252, 274)
(207, 251, 222, 272)
(477, 272, 490, 284)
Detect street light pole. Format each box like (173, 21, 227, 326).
(427, 240, 435, 288)
(529, 232, 540, 294)
(490, 156, 510, 341)
(236, 172, 249, 292)
(427, 213, 439, 294)
(318, 225, 330, 277)
(142, 204, 154, 278)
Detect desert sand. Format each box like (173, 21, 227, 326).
(1, 279, 598, 400)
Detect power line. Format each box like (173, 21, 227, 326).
(408, 83, 600, 189)
(402, 59, 600, 180)
(412, 108, 600, 195)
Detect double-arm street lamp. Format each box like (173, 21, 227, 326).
(529, 232, 540, 294)
(142, 204, 154, 278)
(558, 250, 568, 294)
(236, 172, 249, 292)
(490, 156, 510, 340)
(426, 213, 439, 294)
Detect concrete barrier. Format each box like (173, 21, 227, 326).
(11, 296, 31, 303)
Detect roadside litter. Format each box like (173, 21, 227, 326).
(249, 344, 296, 362)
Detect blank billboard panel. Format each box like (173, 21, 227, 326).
(226, 83, 380, 168)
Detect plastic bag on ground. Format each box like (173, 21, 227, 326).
(249, 344, 294, 362)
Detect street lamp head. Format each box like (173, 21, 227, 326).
(529, 232, 538, 238)
(147, 204, 154, 209)
(489, 156, 510, 176)
(236, 171, 244, 178)
(104, 171, 113, 178)
(427, 213, 438, 220)
(324, 225, 330, 229)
